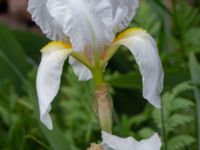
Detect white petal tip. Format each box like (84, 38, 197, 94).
(151, 133, 161, 142)
(144, 95, 161, 109)
(40, 112, 53, 130)
(146, 133, 162, 149)
(138, 133, 162, 150)
(102, 130, 109, 138)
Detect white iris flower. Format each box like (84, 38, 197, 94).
(102, 131, 161, 150)
(28, 0, 164, 133)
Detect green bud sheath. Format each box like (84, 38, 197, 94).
(93, 83, 113, 133)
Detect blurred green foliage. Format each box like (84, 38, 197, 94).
(0, 0, 200, 150)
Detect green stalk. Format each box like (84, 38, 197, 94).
(71, 45, 114, 133)
(189, 53, 200, 150)
(161, 98, 167, 150)
(92, 49, 104, 86)
(92, 68, 104, 86)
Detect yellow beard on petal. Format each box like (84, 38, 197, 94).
(100, 28, 148, 66)
(41, 41, 72, 53)
(114, 28, 145, 42)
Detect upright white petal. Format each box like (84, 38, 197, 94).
(69, 57, 92, 81)
(28, 0, 68, 41)
(102, 131, 161, 150)
(115, 29, 164, 108)
(36, 42, 71, 129)
(29, 0, 140, 58)
(109, 0, 140, 33)
(47, 0, 114, 57)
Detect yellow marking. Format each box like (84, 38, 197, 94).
(114, 28, 145, 42)
(41, 41, 72, 53)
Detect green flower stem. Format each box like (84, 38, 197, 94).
(161, 98, 167, 150)
(71, 49, 113, 133)
(92, 64, 113, 133)
(92, 68, 104, 86)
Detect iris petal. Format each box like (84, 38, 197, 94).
(28, 0, 139, 54)
(28, 0, 68, 41)
(69, 57, 92, 81)
(114, 29, 164, 108)
(102, 131, 161, 150)
(36, 42, 72, 129)
(47, 0, 114, 56)
(109, 0, 140, 33)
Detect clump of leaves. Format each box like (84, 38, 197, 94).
(117, 106, 155, 139)
(0, 80, 47, 150)
(153, 82, 196, 150)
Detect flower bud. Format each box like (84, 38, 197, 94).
(93, 83, 113, 133)
(87, 143, 103, 150)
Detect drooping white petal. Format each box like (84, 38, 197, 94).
(116, 29, 164, 108)
(102, 131, 161, 150)
(28, 0, 68, 41)
(69, 57, 92, 81)
(36, 42, 71, 129)
(109, 0, 139, 33)
(47, 0, 114, 57)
